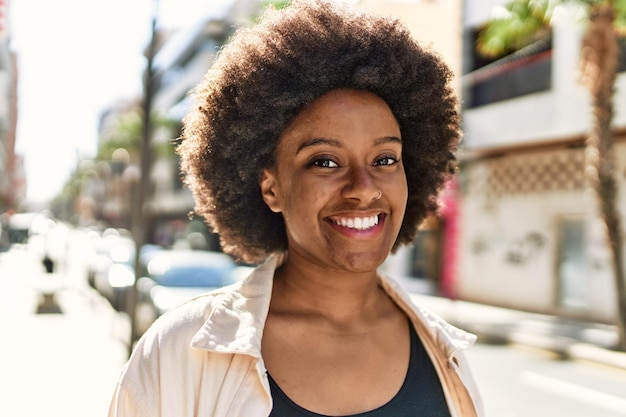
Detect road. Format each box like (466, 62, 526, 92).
(1, 227, 626, 416)
(466, 342, 626, 416)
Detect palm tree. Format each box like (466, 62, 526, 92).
(476, 0, 626, 351)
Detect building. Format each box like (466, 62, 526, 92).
(457, 0, 626, 323)
(0, 0, 21, 211)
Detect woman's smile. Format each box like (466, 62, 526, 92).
(328, 213, 381, 230)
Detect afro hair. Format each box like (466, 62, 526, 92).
(177, 0, 460, 264)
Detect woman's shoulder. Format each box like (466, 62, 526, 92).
(139, 283, 242, 345)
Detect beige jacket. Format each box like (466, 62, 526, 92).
(108, 255, 484, 417)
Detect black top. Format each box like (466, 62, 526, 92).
(268, 323, 451, 417)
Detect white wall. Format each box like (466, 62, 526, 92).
(464, 0, 509, 27)
(458, 188, 580, 309)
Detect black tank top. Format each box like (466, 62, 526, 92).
(267, 323, 452, 416)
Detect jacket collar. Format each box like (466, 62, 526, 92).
(191, 253, 475, 358)
(379, 277, 477, 356)
(190, 254, 279, 357)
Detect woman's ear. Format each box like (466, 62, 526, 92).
(260, 169, 282, 213)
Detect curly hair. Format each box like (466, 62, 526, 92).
(177, 0, 460, 264)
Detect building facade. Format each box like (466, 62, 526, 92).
(458, 0, 626, 323)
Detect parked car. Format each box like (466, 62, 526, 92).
(133, 249, 251, 337)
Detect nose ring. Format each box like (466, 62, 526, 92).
(375, 189, 382, 200)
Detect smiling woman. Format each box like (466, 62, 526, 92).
(108, 1, 483, 416)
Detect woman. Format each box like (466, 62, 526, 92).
(108, 1, 483, 416)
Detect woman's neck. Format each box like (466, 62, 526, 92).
(270, 254, 388, 330)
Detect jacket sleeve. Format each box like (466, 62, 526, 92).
(106, 294, 221, 417)
(108, 380, 150, 417)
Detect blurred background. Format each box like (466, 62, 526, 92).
(0, 0, 625, 416)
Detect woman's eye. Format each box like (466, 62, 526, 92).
(374, 156, 399, 166)
(312, 158, 339, 168)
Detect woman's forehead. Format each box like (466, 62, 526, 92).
(278, 88, 400, 145)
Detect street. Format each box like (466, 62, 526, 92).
(1, 228, 625, 416)
(466, 342, 626, 416)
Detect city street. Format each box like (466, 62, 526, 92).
(466, 342, 626, 416)
(1, 229, 626, 416)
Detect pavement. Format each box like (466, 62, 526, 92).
(0, 245, 130, 417)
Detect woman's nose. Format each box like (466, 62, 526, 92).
(341, 166, 380, 202)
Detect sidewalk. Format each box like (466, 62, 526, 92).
(0, 247, 129, 417)
(410, 293, 626, 370)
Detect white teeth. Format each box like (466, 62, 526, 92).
(334, 215, 379, 230)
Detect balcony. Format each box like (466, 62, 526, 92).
(464, 48, 552, 109)
(464, 32, 626, 110)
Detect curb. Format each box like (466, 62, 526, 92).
(565, 343, 626, 370)
(451, 317, 626, 371)
(408, 293, 626, 371)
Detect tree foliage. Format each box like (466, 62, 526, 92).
(477, 0, 626, 58)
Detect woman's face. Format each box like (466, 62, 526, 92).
(261, 88, 408, 273)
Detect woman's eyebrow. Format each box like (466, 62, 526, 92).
(296, 137, 342, 154)
(296, 136, 402, 155)
(375, 136, 402, 146)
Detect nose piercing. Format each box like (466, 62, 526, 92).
(375, 189, 382, 200)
